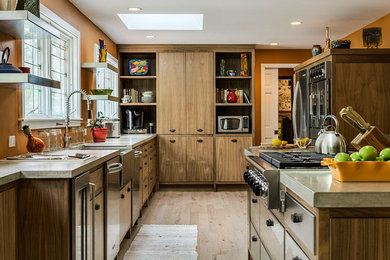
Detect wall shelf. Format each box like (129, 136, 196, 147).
(0, 73, 61, 89)
(216, 76, 252, 79)
(0, 11, 60, 39)
(120, 103, 156, 106)
(120, 76, 157, 79)
(83, 95, 119, 102)
(216, 103, 252, 106)
(81, 62, 119, 73)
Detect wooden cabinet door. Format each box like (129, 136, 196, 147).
(186, 136, 214, 182)
(94, 192, 104, 260)
(149, 151, 156, 195)
(186, 52, 214, 134)
(330, 218, 390, 260)
(120, 182, 132, 240)
(159, 135, 187, 182)
(0, 186, 16, 260)
(215, 136, 252, 182)
(158, 52, 186, 134)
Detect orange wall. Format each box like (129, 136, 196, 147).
(0, 0, 117, 158)
(254, 49, 312, 145)
(344, 13, 390, 48)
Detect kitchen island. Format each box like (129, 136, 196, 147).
(245, 147, 390, 260)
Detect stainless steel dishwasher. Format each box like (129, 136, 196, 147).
(106, 156, 122, 260)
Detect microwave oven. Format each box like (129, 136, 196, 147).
(218, 116, 250, 133)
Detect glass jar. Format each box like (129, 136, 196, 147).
(37, 130, 50, 152)
(57, 129, 63, 149)
(78, 127, 86, 144)
(49, 129, 58, 151)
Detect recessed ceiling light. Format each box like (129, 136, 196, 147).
(117, 14, 204, 30)
(128, 7, 142, 12)
(146, 35, 155, 38)
(270, 42, 278, 46)
(291, 21, 302, 25)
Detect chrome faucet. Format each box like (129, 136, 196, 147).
(64, 90, 93, 148)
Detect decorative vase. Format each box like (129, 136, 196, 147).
(240, 53, 248, 76)
(227, 90, 238, 103)
(312, 45, 322, 57)
(92, 128, 108, 142)
(219, 59, 226, 76)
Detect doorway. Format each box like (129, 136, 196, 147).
(260, 64, 298, 144)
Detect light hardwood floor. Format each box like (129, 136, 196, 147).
(141, 191, 248, 260)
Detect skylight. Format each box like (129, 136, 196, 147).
(117, 14, 204, 30)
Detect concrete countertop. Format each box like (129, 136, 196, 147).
(82, 134, 157, 149)
(246, 146, 390, 208)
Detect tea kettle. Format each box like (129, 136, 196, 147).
(0, 47, 22, 73)
(315, 115, 347, 154)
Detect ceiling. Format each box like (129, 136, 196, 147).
(69, 0, 390, 49)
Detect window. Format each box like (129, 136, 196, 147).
(21, 5, 81, 128)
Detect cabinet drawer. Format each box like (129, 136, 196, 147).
(250, 222, 260, 260)
(285, 231, 310, 260)
(259, 200, 284, 260)
(260, 242, 271, 260)
(89, 167, 103, 198)
(284, 194, 315, 255)
(142, 175, 149, 204)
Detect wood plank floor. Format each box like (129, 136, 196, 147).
(140, 191, 248, 260)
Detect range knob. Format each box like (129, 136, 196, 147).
(243, 171, 250, 182)
(253, 184, 262, 196)
(249, 178, 256, 188)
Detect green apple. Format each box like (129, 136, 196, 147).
(379, 148, 390, 161)
(376, 157, 384, 161)
(335, 153, 352, 162)
(358, 145, 378, 161)
(351, 152, 362, 162)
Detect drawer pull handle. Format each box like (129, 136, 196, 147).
(197, 129, 203, 132)
(170, 140, 176, 143)
(95, 204, 100, 210)
(292, 257, 302, 260)
(169, 129, 176, 132)
(291, 213, 303, 223)
(251, 198, 258, 203)
(150, 145, 153, 148)
(139, 166, 143, 170)
(197, 139, 203, 143)
(266, 219, 274, 227)
(144, 162, 148, 165)
(127, 187, 131, 192)
(121, 194, 125, 199)
(251, 236, 258, 242)
(231, 139, 238, 143)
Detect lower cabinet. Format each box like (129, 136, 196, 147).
(186, 136, 213, 182)
(120, 182, 132, 241)
(216, 136, 252, 182)
(0, 185, 16, 260)
(94, 192, 104, 260)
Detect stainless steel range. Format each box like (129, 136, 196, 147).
(245, 150, 332, 260)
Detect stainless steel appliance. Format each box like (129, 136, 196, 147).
(124, 109, 144, 134)
(293, 61, 331, 140)
(105, 119, 121, 138)
(105, 157, 122, 260)
(217, 115, 250, 133)
(130, 149, 143, 226)
(73, 171, 96, 260)
(315, 115, 347, 154)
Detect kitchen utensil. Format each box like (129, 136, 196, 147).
(148, 122, 156, 134)
(340, 107, 366, 133)
(315, 115, 347, 154)
(0, 47, 22, 73)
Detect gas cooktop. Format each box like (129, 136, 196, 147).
(259, 152, 333, 169)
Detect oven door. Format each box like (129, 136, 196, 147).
(218, 117, 242, 132)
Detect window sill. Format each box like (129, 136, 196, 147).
(18, 118, 82, 130)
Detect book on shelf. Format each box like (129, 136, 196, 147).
(216, 88, 250, 104)
(123, 88, 140, 103)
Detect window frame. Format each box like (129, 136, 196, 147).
(19, 4, 82, 130)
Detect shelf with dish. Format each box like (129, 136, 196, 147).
(83, 95, 119, 102)
(0, 73, 61, 89)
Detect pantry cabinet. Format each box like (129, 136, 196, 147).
(0, 184, 16, 260)
(216, 136, 252, 182)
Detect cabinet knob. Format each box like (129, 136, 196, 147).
(291, 213, 303, 223)
(197, 139, 203, 143)
(139, 166, 143, 170)
(95, 204, 100, 210)
(266, 219, 274, 227)
(197, 129, 203, 132)
(144, 149, 147, 152)
(145, 184, 147, 187)
(150, 157, 153, 160)
(127, 187, 131, 192)
(231, 139, 238, 143)
(170, 140, 176, 143)
(169, 129, 176, 132)
(251, 198, 258, 203)
(144, 162, 148, 165)
(251, 236, 258, 242)
(150, 145, 153, 148)
(292, 257, 302, 260)
(121, 194, 125, 199)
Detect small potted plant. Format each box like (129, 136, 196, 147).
(92, 112, 108, 142)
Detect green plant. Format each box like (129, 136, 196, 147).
(93, 112, 108, 129)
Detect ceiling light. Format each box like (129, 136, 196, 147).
(291, 21, 302, 25)
(270, 42, 278, 46)
(118, 14, 204, 30)
(146, 35, 155, 38)
(128, 7, 142, 12)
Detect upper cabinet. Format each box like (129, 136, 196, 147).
(158, 51, 213, 135)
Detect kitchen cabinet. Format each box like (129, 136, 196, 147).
(158, 52, 187, 134)
(148, 151, 157, 195)
(94, 192, 104, 260)
(120, 182, 132, 241)
(186, 136, 214, 182)
(159, 135, 187, 182)
(216, 136, 252, 182)
(0, 184, 16, 260)
(186, 52, 213, 134)
(137, 138, 157, 207)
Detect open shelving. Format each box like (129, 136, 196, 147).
(216, 76, 252, 79)
(81, 62, 119, 73)
(0, 73, 60, 89)
(120, 103, 156, 106)
(83, 95, 119, 102)
(215, 103, 252, 106)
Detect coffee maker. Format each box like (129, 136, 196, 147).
(123, 109, 146, 134)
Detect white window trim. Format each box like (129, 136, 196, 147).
(19, 4, 82, 130)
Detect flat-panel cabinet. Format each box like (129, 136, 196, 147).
(186, 136, 214, 182)
(159, 135, 187, 182)
(120, 182, 132, 240)
(186, 52, 213, 134)
(94, 192, 104, 260)
(216, 136, 252, 182)
(158, 52, 186, 134)
(0, 185, 16, 260)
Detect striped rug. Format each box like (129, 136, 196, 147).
(124, 224, 198, 260)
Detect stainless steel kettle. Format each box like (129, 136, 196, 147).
(315, 115, 347, 154)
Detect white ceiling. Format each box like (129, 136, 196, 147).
(69, 0, 390, 49)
